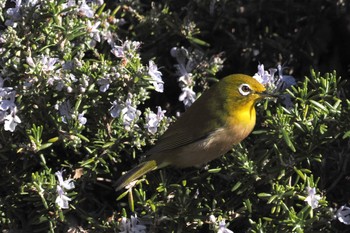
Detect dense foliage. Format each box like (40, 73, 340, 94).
(0, 0, 349, 232)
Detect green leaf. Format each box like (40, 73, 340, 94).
(281, 128, 296, 152)
(208, 167, 221, 173)
(186, 36, 210, 46)
(231, 181, 242, 192)
(343, 131, 350, 139)
(38, 143, 53, 151)
(257, 192, 272, 198)
(293, 167, 306, 181)
(309, 100, 328, 113)
(76, 133, 90, 142)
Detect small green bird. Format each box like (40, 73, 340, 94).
(115, 74, 272, 191)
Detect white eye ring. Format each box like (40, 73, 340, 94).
(239, 84, 252, 96)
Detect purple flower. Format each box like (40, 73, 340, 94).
(304, 187, 321, 209)
(253, 64, 276, 86)
(120, 98, 141, 131)
(97, 78, 110, 92)
(119, 214, 146, 233)
(55, 170, 75, 209)
(55, 185, 71, 209)
(5, 0, 22, 27)
(179, 87, 196, 108)
(4, 111, 21, 132)
(111, 44, 125, 58)
(41, 55, 58, 72)
(55, 170, 75, 190)
(79, 0, 94, 18)
(218, 220, 234, 233)
(87, 20, 101, 42)
(145, 106, 166, 134)
(337, 205, 350, 225)
(148, 60, 164, 93)
(58, 100, 73, 123)
(78, 113, 87, 125)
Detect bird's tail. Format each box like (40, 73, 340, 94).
(115, 160, 158, 191)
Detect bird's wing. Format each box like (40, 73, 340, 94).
(146, 104, 221, 155)
(145, 126, 211, 155)
(146, 83, 226, 155)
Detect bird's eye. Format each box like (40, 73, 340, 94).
(239, 84, 252, 96)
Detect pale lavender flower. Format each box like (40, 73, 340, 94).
(4, 110, 21, 132)
(78, 113, 87, 125)
(55, 170, 75, 190)
(110, 100, 121, 118)
(119, 214, 147, 233)
(209, 216, 234, 233)
(79, 0, 94, 18)
(209, 215, 216, 223)
(41, 55, 58, 72)
(58, 100, 73, 123)
(97, 78, 110, 92)
(253, 64, 276, 86)
(171, 47, 198, 107)
(0, 78, 21, 132)
(218, 220, 234, 233)
(111, 44, 125, 58)
(125, 41, 141, 51)
(145, 106, 166, 134)
(62, 0, 76, 10)
(304, 187, 321, 209)
(55, 185, 71, 209)
(178, 73, 193, 87)
(120, 98, 141, 131)
(0, 91, 16, 111)
(87, 20, 101, 42)
(171, 47, 195, 85)
(179, 87, 196, 108)
(55, 170, 75, 209)
(26, 56, 35, 67)
(156, 106, 166, 119)
(148, 60, 164, 93)
(337, 205, 350, 225)
(111, 40, 141, 58)
(103, 30, 114, 45)
(110, 96, 141, 130)
(5, 0, 22, 27)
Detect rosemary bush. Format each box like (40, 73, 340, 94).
(0, 0, 349, 232)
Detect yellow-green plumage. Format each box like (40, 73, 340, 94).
(115, 74, 268, 191)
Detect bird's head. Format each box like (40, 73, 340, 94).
(220, 74, 275, 107)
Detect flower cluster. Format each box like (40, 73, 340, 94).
(148, 60, 164, 93)
(171, 47, 197, 108)
(0, 77, 21, 132)
(110, 94, 142, 131)
(253, 63, 296, 108)
(144, 106, 166, 134)
(253, 64, 296, 93)
(118, 214, 146, 233)
(55, 100, 87, 125)
(304, 187, 321, 209)
(55, 170, 75, 209)
(209, 215, 234, 233)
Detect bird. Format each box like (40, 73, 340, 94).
(115, 74, 274, 191)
